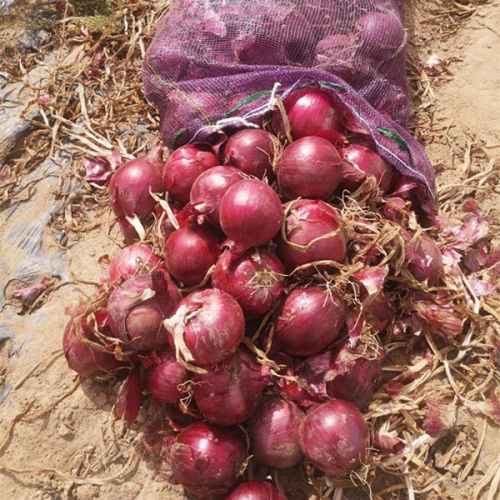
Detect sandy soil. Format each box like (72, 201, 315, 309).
(0, 1, 499, 499)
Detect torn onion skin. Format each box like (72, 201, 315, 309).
(114, 367, 142, 425)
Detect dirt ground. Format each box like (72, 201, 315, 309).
(0, 0, 499, 499)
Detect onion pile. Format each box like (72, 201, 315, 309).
(64, 82, 469, 498)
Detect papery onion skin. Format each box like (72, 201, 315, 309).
(276, 199, 347, 272)
(404, 231, 444, 286)
(146, 350, 189, 403)
(107, 271, 182, 351)
(193, 349, 270, 426)
(249, 398, 305, 469)
(219, 179, 283, 251)
(108, 244, 162, 284)
(275, 286, 345, 357)
(226, 480, 287, 500)
(277, 137, 343, 200)
(164, 225, 221, 286)
(114, 367, 141, 425)
(222, 129, 277, 179)
(190, 166, 246, 225)
(163, 144, 219, 205)
(299, 400, 369, 476)
(212, 248, 285, 318)
(63, 317, 123, 378)
(109, 146, 164, 220)
(272, 87, 345, 143)
(170, 421, 247, 499)
(339, 143, 394, 192)
(165, 288, 245, 366)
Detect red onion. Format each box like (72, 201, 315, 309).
(109, 147, 164, 221)
(404, 231, 443, 286)
(108, 244, 162, 284)
(275, 286, 345, 356)
(276, 137, 343, 200)
(339, 143, 393, 192)
(189, 166, 246, 225)
(212, 248, 285, 318)
(357, 12, 406, 63)
(165, 289, 245, 367)
(276, 199, 347, 272)
(219, 179, 283, 252)
(227, 481, 286, 500)
(362, 292, 393, 333)
(164, 225, 221, 286)
(222, 129, 277, 179)
(107, 270, 182, 351)
(272, 87, 346, 144)
(146, 350, 189, 403)
(193, 349, 270, 425)
(63, 317, 123, 378)
(114, 367, 141, 425)
(299, 400, 369, 475)
(170, 421, 247, 499)
(249, 398, 304, 469)
(163, 144, 219, 205)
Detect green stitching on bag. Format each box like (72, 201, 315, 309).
(377, 127, 414, 163)
(319, 81, 348, 93)
(226, 90, 273, 115)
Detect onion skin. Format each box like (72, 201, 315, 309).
(114, 367, 141, 425)
(404, 231, 444, 286)
(227, 481, 287, 500)
(164, 225, 221, 286)
(146, 350, 188, 403)
(170, 421, 247, 499)
(222, 129, 277, 179)
(107, 271, 182, 351)
(276, 199, 347, 272)
(220, 179, 283, 252)
(212, 248, 285, 318)
(277, 137, 343, 200)
(163, 144, 219, 205)
(339, 143, 394, 192)
(249, 398, 304, 469)
(108, 244, 162, 284)
(272, 87, 345, 144)
(63, 318, 123, 378)
(193, 349, 270, 426)
(109, 146, 164, 220)
(165, 288, 245, 367)
(299, 400, 369, 476)
(275, 286, 346, 357)
(190, 166, 246, 225)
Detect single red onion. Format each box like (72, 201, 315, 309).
(222, 129, 277, 179)
(170, 421, 247, 499)
(276, 199, 347, 272)
(108, 244, 162, 284)
(189, 166, 246, 225)
(164, 225, 221, 286)
(212, 248, 285, 318)
(146, 350, 189, 403)
(109, 146, 164, 221)
(275, 286, 345, 356)
(107, 270, 182, 351)
(63, 317, 123, 378)
(114, 367, 142, 425)
(272, 87, 346, 144)
(357, 12, 407, 63)
(163, 144, 219, 204)
(249, 398, 305, 469)
(276, 137, 343, 200)
(165, 288, 245, 367)
(227, 481, 287, 500)
(219, 179, 283, 252)
(299, 400, 369, 475)
(404, 231, 443, 286)
(339, 143, 393, 192)
(193, 349, 270, 426)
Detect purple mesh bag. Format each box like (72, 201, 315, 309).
(143, 0, 435, 203)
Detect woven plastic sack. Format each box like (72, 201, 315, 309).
(143, 0, 435, 202)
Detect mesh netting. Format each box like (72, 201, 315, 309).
(143, 0, 435, 200)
